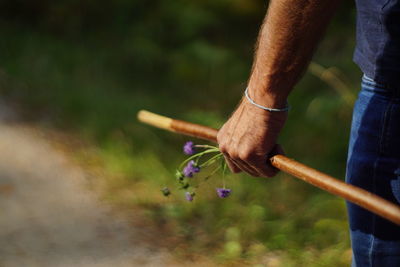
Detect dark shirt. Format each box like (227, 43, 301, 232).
(354, 0, 400, 86)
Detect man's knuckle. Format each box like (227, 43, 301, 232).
(229, 152, 239, 159)
(239, 150, 252, 161)
(219, 144, 227, 154)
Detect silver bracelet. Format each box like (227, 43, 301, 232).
(244, 87, 290, 112)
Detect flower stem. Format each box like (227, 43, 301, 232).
(193, 165, 222, 188)
(199, 153, 223, 168)
(222, 160, 227, 189)
(178, 148, 220, 170)
(194, 145, 219, 149)
(203, 165, 221, 182)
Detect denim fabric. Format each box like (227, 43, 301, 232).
(346, 75, 400, 266)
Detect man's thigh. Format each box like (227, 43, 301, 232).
(346, 75, 400, 266)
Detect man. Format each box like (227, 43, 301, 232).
(217, 0, 400, 266)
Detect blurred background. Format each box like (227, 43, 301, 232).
(0, 0, 361, 266)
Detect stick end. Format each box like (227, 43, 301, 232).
(137, 110, 173, 131)
(137, 110, 149, 122)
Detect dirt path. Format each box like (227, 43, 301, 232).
(0, 108, 175, 266)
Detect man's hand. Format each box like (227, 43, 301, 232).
(217, 0, 340, 177)
(217, 99, 287, 177)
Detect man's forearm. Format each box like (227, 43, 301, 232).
(248, 0, 341, 107)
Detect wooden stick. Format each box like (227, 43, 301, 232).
(137, 110, 400, 225)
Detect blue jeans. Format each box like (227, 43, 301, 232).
(346, 75, 400, 266)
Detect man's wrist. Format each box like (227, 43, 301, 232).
(244, 88, 290, 112)
(247, 72, 293, 109)
(246, 85, 289, 110)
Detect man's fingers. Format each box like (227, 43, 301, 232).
(261, 144, 285, 177)
(260, 144, 285, 177)
(223, 154, 242, 173)
(248, 158, 278, 177)
(259, 165, 279, 178)
(245, 144, 285, 178)
(269, 144, 285, 157)
(231, 158, 261, 177)
(219, 139, 285, 177)
(222, 153, 261, 177)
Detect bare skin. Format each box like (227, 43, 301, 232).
(218, 0, 341, 177)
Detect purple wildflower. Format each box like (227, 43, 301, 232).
(216, 188, 231, 198)
(185, 192, 195, 202)
(183, 141, 196, 155)
(183, 160, 200, 178)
